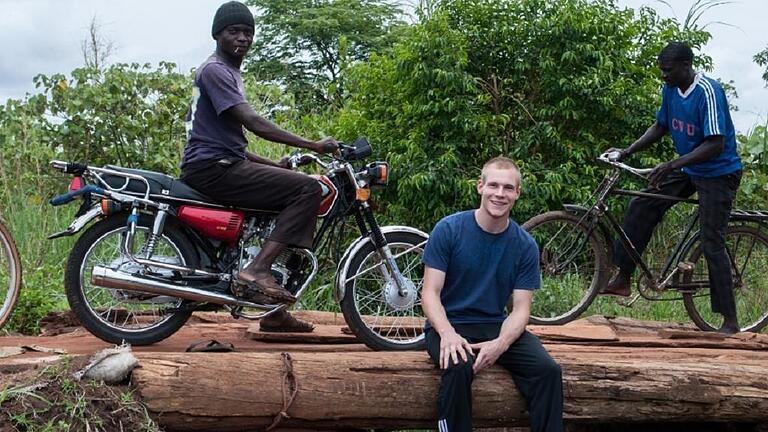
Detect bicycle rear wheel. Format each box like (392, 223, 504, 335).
(0, 220, 22, 328)
(682, 225, 768, 333)
(519, 211, 609, 325)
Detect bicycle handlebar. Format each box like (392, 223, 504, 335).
(597, 151, 653, 178)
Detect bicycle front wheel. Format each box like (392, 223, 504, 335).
(682, 225, 768, 333)
(0, 220, 22, 328)
(520, 211, 609, 325)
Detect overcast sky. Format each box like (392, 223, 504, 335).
(0, 0, 765, 134)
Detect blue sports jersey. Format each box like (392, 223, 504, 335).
(422, 211, 540, 327)
(656, 73, 742, 177)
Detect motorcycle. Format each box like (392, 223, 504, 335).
(48, 138, 428, 351)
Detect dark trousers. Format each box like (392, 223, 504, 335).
(181, 159, 322, 249)
(613, 170, 741, 317)
(425, 324, 563, 432)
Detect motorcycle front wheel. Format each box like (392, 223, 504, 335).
(339, 230, 428, 351)
(65, 214, 197, 345)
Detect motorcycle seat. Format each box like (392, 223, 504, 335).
(102, 166, 215, 204)
(100, 166, 275, 212)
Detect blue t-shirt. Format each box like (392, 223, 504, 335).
(181, 54, 249, 169)
(422, 210, 540, 327)
(655, 73, 742, 177)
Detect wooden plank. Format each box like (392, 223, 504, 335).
(247, 324, 358, 344)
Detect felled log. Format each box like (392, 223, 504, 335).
(132, 346, 768, 431)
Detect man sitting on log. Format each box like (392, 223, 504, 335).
(422, 157, 564, 432)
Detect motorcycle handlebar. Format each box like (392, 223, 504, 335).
(50, 160, 88, 175)
(288, 137, 373, 169)
(49, 185, 105, 206)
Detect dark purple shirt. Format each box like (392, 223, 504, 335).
(181, 54, 248, 168)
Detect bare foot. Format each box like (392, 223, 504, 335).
(600, 272, 631, 297)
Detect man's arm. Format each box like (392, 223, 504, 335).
(620, 121, 668, 159)
(225, 103, 337, 153)
(470, 289, 532, 373)
(648, 135, 724, 187)
(422, 266, 473, 369)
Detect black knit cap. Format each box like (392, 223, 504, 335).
(212, 1, 255, 38)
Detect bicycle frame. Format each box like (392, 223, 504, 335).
(577, 153, 719, 298)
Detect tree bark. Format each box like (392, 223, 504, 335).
(132, 346, 768, 431)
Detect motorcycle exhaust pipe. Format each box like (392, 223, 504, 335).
(90, 265, 271, 308)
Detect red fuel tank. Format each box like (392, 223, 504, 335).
(177, 206, 245, 244)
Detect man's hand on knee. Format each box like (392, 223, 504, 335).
(439, 331, 474, 370)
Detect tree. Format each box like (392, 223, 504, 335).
(755, 47, 768, 85)
(335, 0, 712, 229)
(243, 0, 405, 111)
(32, 63, 190, 173)
(81, 15, 116, 70)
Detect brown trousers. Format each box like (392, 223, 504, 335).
(181, 158, 321, 249)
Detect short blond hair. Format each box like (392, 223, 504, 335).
(480, 156, 520, 183)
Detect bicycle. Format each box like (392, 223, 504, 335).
(0, 217, 22, 328)
(521, 151, 768, 332)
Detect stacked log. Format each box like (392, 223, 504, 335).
(133, 345, 768, 431)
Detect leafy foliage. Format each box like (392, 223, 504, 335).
(0, 63, 193, 333)
(756, 47, 768, 85)
(737, 124, 768, 208)
(336, 0, 711, 229)
(32, 63, 191, 174)
(244, 0, 405, 110)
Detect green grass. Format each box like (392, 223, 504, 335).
(0, 356, 161, 431)
(0, 157, 75, 334)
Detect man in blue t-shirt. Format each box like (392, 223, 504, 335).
(180, 2, 339, 332)
(602, 42, 743, 334)
(422, 157, 563, 432)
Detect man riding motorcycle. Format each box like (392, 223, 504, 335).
(180, 1, 338, 332)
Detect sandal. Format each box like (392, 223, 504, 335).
(260, 309, 315, 333)
(232, 273, 297, 305)
(185, 339, 235, 353)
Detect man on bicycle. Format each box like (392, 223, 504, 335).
(602, 42, 743, 334)
(180, 1, 338, 332)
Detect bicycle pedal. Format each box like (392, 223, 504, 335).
(677, 261, 694, 274)
(617, 293, 640, 308)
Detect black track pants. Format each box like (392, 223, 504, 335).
(612, 170, 741, 317)
(181, 158, 322, 249)
(425, 323, 563, 432)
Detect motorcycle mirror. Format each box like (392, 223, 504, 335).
(341, 137, 373, 161)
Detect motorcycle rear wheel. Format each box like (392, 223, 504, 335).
(340, 230, 428, 351)
(65, 214, 197, 345)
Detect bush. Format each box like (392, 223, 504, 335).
(335, 0, 712, 230)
